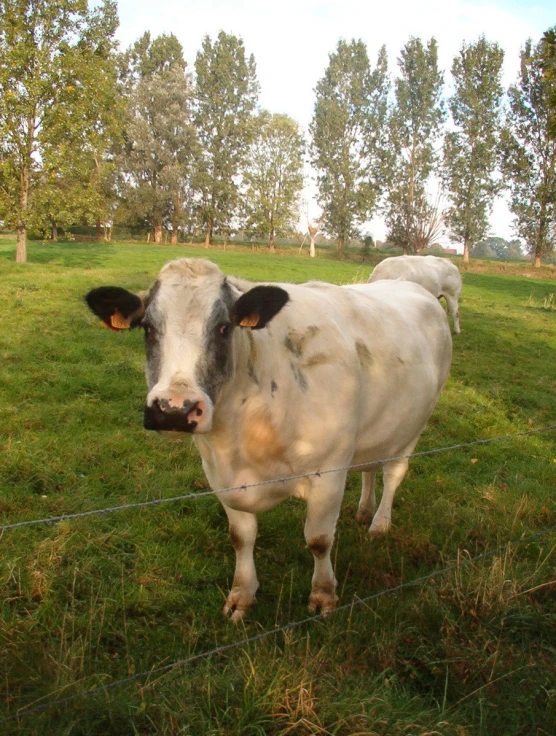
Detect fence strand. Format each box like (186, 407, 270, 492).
(2, 525, 554, 724)
(1, 423, 555, 534)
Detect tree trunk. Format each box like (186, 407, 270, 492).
(153, 223, 162, 244)
(463, 237, 470, 264)
(337, 235, 345, 259)
(204, 219, 213, 248)
(534, 254, 541, 268)
(309, 234, 316, 258)
(16, 167, 29, 263)
(16, 225, 27, 263)
(51, 221, 58, 242)
(171, 228, 178, 245)
(96, 219, 102, 242)
(402, 243, 410, 255)
(269, 230, 275, 253)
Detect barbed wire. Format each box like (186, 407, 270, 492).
(2, 524, 554, 724)
(1, 423, 555, 534)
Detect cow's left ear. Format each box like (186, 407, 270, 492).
(85, 286, 145, 331)
(232, 285, 290, 330)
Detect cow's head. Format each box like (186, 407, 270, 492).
(85, 258, 289, 433)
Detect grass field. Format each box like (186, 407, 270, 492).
(1, 239, 555, 735)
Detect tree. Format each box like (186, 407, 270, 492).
(310, 41, 389, 258)
(243, 111, 304, 252)
(194, 31, 259, 246)
(541, 29, 556, 138)
(120, 33, 196, 244)
(442, 38, 505, 263)
(0, 0, 120, 261)
(502, 36, 556, 267)
(384, 37, 445, 254)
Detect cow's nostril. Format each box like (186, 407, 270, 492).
(196, 407, 203, 416)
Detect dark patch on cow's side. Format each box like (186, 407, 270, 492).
(241, 397, 247, 406)
(247, 360, 259, 385)
(356, 341, 372, 369)
(229, 526, 244, 551)
(290, 362, 308, 393)
(308, 535, 331, 559)
(196, 280, 235, 402)
(142, 281, 164, 390)
(304, 352, 331, 368)
(270, 380, 278, 397)
(284, 326, 320, 358)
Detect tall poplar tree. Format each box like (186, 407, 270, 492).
(443, 37, 505, 263)
(243, 111, 304, 252)
(0, 0, 119, 261)
(310, 41, 389, 258)
(384, 37, 444, 253)
(502, 37, 556, 267)
(120, 33, 196, 244)
(194, 31, 259, 246)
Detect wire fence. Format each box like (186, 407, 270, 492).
(2, 525, 555, 725)
(1, 422, 555, 723)
(1, 423, 555, 534)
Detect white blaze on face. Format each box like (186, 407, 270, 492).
(143, 259, 236, 433)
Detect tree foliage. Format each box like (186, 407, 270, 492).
(501, 36, 556, 266)
(0, 0, 120, 260)
(120, 33, 196, 244)
(243, 111, 304, 251)
(384, 37, 444, 254)
(194, 31, 259, 246)
(310, 40, 389, 258)
(442, 37, 505, 263)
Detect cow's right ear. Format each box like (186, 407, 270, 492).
(85, 286, 145, 331)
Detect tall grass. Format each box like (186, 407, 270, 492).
(1, 239, 555, 735)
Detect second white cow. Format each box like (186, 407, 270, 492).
(368, 255, 463, 333)
(85, 259, 452, 621)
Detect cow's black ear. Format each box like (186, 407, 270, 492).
(232, 285, 289, 330)
(85, 286, 145, 331)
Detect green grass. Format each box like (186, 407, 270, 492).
(1, 239, 555, 735)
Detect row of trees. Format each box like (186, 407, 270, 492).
(312, 34, 556, 265)
(0, 1, 306, 261)
(1, 1, 555, 265)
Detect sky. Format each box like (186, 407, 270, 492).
(115, 0, 555, 246)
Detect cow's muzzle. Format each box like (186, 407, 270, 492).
(143, 398, 205, 433)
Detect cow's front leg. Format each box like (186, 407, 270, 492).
(222, 505, 259, 623)
(304, 473, 345, 615)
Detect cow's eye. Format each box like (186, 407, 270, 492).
(218, 323, 231, 338)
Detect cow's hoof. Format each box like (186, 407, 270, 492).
(368, 520, 391, 537)
(308, 592, 338, 616)
(355, 509, 374, 526)
(223, 589, 255, 623)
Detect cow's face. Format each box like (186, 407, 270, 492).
(85, 258, 289, 434)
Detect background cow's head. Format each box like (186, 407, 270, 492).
(85, 258, 289, 433)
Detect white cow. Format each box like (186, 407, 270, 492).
(86, 258, 452, 621)
(368, 255, 462, 333)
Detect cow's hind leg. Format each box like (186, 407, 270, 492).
(368, 456, 409, 536)
(304, 471, 346, 615)
(444, 294, 461, 334)
(222, 505, 259, 622)
(356, 468, 378, 525)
